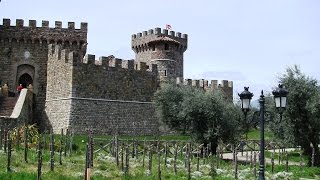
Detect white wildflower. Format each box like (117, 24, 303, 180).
(216, 168, 225, 175)
(191, 171, 203, 178)
(144, 169, 151, 176)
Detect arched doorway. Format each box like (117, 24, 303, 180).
(18, 73, 33, 88)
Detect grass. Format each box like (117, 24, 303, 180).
(0, 132, 320, 179)
(246, 129, 274, 140)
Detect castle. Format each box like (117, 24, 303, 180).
(0, 19, 233, 135)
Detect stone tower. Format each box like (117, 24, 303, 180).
(131, 28, 188, 84)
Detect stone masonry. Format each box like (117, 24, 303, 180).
(0, 18, 233, 134)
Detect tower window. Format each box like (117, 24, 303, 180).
(152, 45, 156, 51)
(164, 70, 167, 76)
(164, 43, 169, 50)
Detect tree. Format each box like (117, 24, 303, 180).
(154, 83, 242, 153)
(278, 65, 320, 166)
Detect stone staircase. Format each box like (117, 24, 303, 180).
(0, 96, 18, 117)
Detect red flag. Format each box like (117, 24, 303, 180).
(166, 24, 172, 30)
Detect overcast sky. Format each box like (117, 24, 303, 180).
(1, 0, 319, 100)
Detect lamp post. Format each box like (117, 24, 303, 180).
(238, 85, 288, 180)
(272, 84, 289, 121)
(238, 87, 254, 120)
(238, 87, 254, 140)
(258, 90, 266, 179)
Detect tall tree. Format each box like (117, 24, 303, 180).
(154, 83, 242, 153)
(279, 65, 320, 166)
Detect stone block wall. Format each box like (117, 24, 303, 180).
(0, 18, 87, 129)
(68, 98, 160, 135)
(45, 99, 72, 132)
(70, 51, 158, 102)
(132, 28, 188, 81)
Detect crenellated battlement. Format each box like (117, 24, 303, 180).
(176, 78, 233, 101)
(0, 18, 87, 47)
(48, 44, 157, 74)
(82, 54, 158, 73)
(131, 27, 187, 53)
(176, 78, 233, 88)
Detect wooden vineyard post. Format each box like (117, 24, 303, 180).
(84, 143, 90, 180)
(285, 151, 289, 172)
(143, 138, 146, 168)
(278, 148, 281, 165)
(197, 147, 200, 171)
(164, 141, 168, 168)
(125, 144, 129, 176)
(253, 152, 257, 178)
(216, 146, 220, 169)
(210, 153, 215, 179)
(24, 126, 28, 163)
(131, 138, 135, 158)
(312, 146, 315, 167)
(234, 147, 238, 180)
(69, 129, 74, 155)
(4, 128, 7, 153)
(157, 140, 161, 180)
(203, 144, 206, 165)
(135, 139, 138, 159)
(0, 126, 3, 150)
(187, 143, 191, 180)
(89, 132, 93, 168)
(50, 129, 54, 171)
(7, 133, 12, 172)
(59, 129, 63, 165)
(37, 137, 43, 180)
(271, 152, 274, 174)
(121, 143, 124, 171)
(115, 136, 119, 166)
(174, 142, 178, 175)
(148, 143, 153, 175)
(64, 129, 68, 157)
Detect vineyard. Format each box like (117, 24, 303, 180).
(0, 125, 319, 179)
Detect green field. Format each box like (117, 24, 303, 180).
(0, 130, 319, 180)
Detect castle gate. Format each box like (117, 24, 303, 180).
(16, 64, 35, 88)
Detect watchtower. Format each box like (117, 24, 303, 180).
(131, 28, 187, 83)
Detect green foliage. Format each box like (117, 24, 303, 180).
(9, 124, 40, 148)
(275, 65, 320, 166)
(154, 83, 242, 147)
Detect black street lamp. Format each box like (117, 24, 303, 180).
(239, 84, 288, 180)
(238, 87, 254, 139)
(272, 84, 289, 121)
(238, 87, 254, 118)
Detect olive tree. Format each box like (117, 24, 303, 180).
(277, 66, 320, 166)
(154, 83, 242, 153)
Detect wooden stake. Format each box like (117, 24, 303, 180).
(50, 129, 54, 171)
(37, 137, 42, 180)
(24, 126, 28, 163)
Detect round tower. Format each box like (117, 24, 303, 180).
(131, 27, 187, 84)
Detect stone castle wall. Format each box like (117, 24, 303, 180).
(45, 44, 161, 133)
(69, 99, 159, 135)
(73, 54, 158, 102)
(0, 19, 87, 129)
